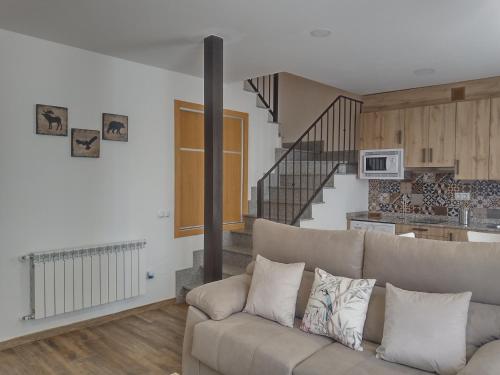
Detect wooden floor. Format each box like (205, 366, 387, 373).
(0, 303, 188, 375)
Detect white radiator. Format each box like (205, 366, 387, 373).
(21, 240, 146, 320)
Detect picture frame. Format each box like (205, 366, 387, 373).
(102, 113, 128, 142)
(36, 104, 68, 136)
(71, 129, 100, 158)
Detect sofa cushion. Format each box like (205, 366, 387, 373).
(246, 262, 315, 319)
(244, 255, 305, 327)
(376, 283, 471, 375)
(301, 268, 375, 351)
(253, 219, 365, 278)
(293, 341, 432, 375)
(192, 312, 332, 375)
(363, 231, 500, 305)
(364, 285, 500, 359)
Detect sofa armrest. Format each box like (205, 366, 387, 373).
(459, 340, 500, 375)
(186, 273, 251, 320)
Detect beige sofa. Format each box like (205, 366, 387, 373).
(182, 219, 500, 375)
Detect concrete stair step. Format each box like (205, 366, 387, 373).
(270, 173, 335, 188)
(260, 201, 312, 221)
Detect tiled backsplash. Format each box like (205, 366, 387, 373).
(368, 172, 500, 217)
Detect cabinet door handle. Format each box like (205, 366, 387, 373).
(429, 148, 433, 163)
(449, 232, 453, 241)
(455, 160, 460, 175)
(397, 130, 402, 145)
(412, 227, 429, 232)
(422, 148, 427, 163)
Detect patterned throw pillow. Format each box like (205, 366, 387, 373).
(300, 268, 375, 351)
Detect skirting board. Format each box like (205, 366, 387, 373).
(0, 298, 176, 352)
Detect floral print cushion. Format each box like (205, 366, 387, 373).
(300, 268, 375, 351)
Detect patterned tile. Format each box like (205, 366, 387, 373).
(368, 172, 500, 216)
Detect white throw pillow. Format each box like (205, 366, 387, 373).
(244, 254, 305, 327)
(300, 268, 375, 351)
(376, 283, 472, 375)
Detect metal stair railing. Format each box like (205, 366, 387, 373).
(256, 95, 363, 225)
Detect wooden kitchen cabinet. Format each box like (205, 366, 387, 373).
(396, 224, 444, 240)
(455, 99, 490, 180)
(489, 97, 500, 180)
(404, 103, 456, 168)
(404, 106, 429, 167)
(428, 103, 456, 167)
(359, 110, 404, 150)
(396, 224, 468, 241)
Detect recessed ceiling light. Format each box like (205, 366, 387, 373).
(310, 29, 332, 38)
(413, 68, 436, 76)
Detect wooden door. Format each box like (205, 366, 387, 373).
(359, 112, 381, 149)
(404, 106, 429, 168)
(428, 103, 456, 168)
(380, 110, 404, 149)
(455, 99, 490, 180)
(174, 100, 248, 238)
(489, 97, 500, 180)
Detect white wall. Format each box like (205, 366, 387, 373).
(0, 29, 279, 342)
(300, 175, 368, 230)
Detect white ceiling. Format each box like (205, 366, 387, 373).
(1, 0, 500, 94)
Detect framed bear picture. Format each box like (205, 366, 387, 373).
(36, 104, 68, 136)
(102, 113, 128, 142)
(71, 129, 100, 158)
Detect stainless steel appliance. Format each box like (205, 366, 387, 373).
(459, 207, 470, 226)
(359, 149, 405, 180)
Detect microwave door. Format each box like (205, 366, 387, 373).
(365, 157, 387, 173)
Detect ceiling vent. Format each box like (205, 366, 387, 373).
(451, 87, 466, 101)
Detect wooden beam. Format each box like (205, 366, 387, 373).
(203, 35, 223, 283)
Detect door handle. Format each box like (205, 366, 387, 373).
(422, 148, 426, 163)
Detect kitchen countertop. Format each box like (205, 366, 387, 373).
(347, 211, 500, 233)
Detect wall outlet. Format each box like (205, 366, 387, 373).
(455, 192, 471, 201)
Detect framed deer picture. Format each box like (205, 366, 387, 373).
(102, 113, 128, 142)
(71, 129, 100, 158)
(36, 104, 68, 136)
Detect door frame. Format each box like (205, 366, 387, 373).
(174, 100, 249, 238)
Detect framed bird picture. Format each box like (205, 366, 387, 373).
(36, 104, 68, 136)
(71, 129, 100, 158)
(102, 113, 128, 142)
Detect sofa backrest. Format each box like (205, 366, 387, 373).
(363, 231, 500, 304)
(252, 219, 365, 278)
(363, 231, 500, 358)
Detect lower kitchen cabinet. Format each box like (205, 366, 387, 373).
(396, 224, 467, 241)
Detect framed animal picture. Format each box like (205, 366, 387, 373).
(36, 104, 68, 136)
(102, 113, 128, 142)
(71, 129, 100, 158)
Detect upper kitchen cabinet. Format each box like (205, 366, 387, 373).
(404, 103, 456, 168)
(489, 97, 500, 180)
(428, 103, 456, 167)
(359, 109, 403, 150)
(455, 99, 490, 180)
(404, 106, 429, 168)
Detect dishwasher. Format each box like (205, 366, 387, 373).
(350, 220, 396, 234)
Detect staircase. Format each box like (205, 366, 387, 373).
(175, 74, 362, 301)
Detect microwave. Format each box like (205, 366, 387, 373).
(359, 149, 404, 180)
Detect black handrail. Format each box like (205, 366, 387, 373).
(257, 95, 363, 225)
(247, 74, 279, 123)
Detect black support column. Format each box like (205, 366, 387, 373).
(203, 35, 223, 283)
